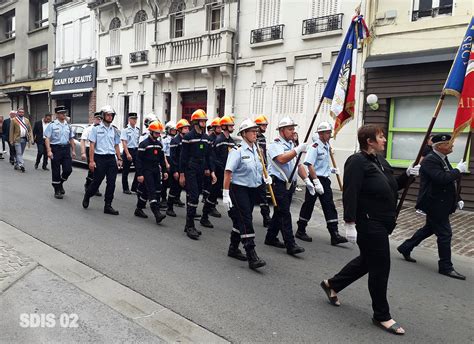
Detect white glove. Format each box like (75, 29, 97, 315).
(222, 189, 233, 210)
(458, 200, 464, 210)
(406, 162, 421, 177)
(264, 175, 272, 185)
(331, 167, 340, 175)
(344, 223, 357, 244)
(303, 177, 315, 196)
(294, 142, 308, 155)
(456, 160, 468, 173)
(313, 178, 325, 195)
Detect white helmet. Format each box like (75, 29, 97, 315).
(276, 116, 297, 130)
(100, 105, 115, 114)
(165, 121, 176, 131)
(237, 118, 258, 136)
(316, 121, 333, 132)
(144, 113, 158, 128)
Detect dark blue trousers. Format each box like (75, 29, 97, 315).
(85, 154, 118, 204)
(50, 145, 72, 188)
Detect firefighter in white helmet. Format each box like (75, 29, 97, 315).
(296, 121, 348, 245)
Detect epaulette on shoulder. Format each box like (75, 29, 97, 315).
(274, 138, 280, 142)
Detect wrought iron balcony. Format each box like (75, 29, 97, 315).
(106, 55, 122, 67)
(302, 13, 343, 36)
(412, 4, 453, 21)
(250, 24, 284, 44)
(130, 50, 148, 64)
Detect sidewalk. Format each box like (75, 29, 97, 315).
(0, 221, 228, 344)
(292, 189, 474, 258)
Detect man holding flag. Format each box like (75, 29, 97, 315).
(397, 17, 473, 281)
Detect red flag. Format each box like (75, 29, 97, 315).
(453, 49, 474, 138)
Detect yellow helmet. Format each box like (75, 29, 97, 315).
(176, 119, 190, 130)
(254, 115, 269, 125)
(190, 109, 208, 121)
(219, 115, 234, 126)
(149, 120, 164, 133)
(210, 117, 221, 127)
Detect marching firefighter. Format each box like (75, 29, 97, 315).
(139, 113, 158, 143)
(166, 119, 191, 217)
(296, 122, 348, 245)
(255, 115, 272, 227)
(224, 119, 269, 269)
(179, 109, 216, 240)
(202, 117, 221, 204)
(121, 113, 140, 194)
(134, 120, 167, 224)
(44, 106, 75, 199)
(202, 115, 235, 221)
(82, 105, 122, 215)
(80, 112, 103, 197)
(264, 116, 310, 256)
(160, 121, 177, 208)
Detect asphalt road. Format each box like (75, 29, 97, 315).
(1, 151, 473, 343)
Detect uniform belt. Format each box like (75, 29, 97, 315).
(94, 154, 116, 157)
(51, 144, 69, 148)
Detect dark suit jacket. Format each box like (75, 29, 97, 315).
(416, 151, 460, 217)
(2, 118, 10, 141)
(33, 120, 45, 144)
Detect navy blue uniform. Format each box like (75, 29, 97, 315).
(202, 131, 218, 201)
(136, 137, 167, 212)
(121, 125, 140, 192)
(179, 128, 214, 226)
(167, 134, 184, 209)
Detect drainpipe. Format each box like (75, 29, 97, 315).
(151, 4, 158, 114)
(230, 0, 241, 114)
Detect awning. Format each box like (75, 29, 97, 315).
(0, 79, 52, 92)
(364, 47, 458, 69)
(50, 87, 93, 96)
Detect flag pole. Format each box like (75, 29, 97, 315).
(287, 95, 325, 182)
(456, 129, 472, 197)
(396, 94, 446, 215)
(256, 145, 277, 207)
(329, 147, 343, 191)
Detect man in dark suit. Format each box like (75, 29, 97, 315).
(2, 110, 16, 165)
(397, 134, 467, 280)
(33, 113, 52, 170)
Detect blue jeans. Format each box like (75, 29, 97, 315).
(14, 138, 27, 167)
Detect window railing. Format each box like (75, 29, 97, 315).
(302, 13, 343, 35)
(412, 4, 453, 21)
(130, 50, 148, 63)
(5, 30, 15, 39)
(106, 55, 122, 67)
(250, 24, 284, 44)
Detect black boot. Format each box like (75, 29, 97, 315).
(262, 214, 271, 228)
(159, 200, 168, 209)
(82, 194, 90, 208)
(331, 232, 348, 246)
(295, 230, 313, 242)
(174, 199, 185, 207)
(151, 203, 166, 224)
(134, 208, 148, 218)
(200, 214, 214, 228)
(209, 207, 222, 218)
(166, 202, 176, 217)
(95, 190, 102, 197)
(184, 217, 201, 237)
(104, 204, 119, 215)
(227, 245, 248, 261)
(246, 248, 266, 269)
(287, 244, 305, 256)
(59, 182, 65, 195)
(54, 186, 63, 199)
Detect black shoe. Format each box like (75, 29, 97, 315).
(20, 166, 25, 173)
(42, 166, 49, 171)
(263, 215, 271, 228)
(200, 217, 214, 228)
(228, 246, 248, 261)
(134, 208, 148, 218)
(34, 163, 38, 169)
(59, 184, 65, 195)
(264, 238, 286, 248)
(159, 200, 168, 209)
(54, 190, 63, 199)
(439, 269, 466, 280)
(331, 233, 348, 246)
(123, 189, 132, 195)
(186, 226, 200, 240)
(82, 195, 90, 209)
(246, 248, 266, 269)
(397, 246, 416, 263)
(296, 231, 313, 242)
(104, 205, 119, 215)
(209, 207, 222, 218)
(166, 209, 177, 217)
(95, 191, 102, 197)
(287, 244, 305, 256)
(153, 211, 166, 224)
(174, 199, 185, 208)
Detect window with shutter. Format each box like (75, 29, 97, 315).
(134, 10, 148, 51)
(412, 0, 452, 21)
(109, 17, 121, 56)
(315, 80, 331, 122)
(80, 17, 91, 60)
(256, 0, 281, 28)
(312, 0, 339, 18)
(63, 23, 74, 63)
(250, 85, 265, 116)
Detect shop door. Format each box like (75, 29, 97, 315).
(181, 91, 207, 121)
(29, 93, 49, 123)
(71, 96, 90, 123)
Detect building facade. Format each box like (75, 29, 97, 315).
(0, 0, 54, 123)
(52, 0, 98, 124)
(363, 0, 474, 209)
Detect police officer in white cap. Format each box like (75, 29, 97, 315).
(223, 119, 269, 269)
(296, 122, 348, 245)
(264, 116, 313, 256)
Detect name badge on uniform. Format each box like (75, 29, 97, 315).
(242, 156, 250, 160)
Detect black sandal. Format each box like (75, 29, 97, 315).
(372, 318, 405, 335)
(320, 281, 340, 307)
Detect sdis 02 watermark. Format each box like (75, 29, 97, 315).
(19, 313, 79, 328)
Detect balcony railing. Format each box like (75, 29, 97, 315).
(250, 24, 284, 44)
(106, 55, 122, 67)
(130, 50, 148, 64)
(412, 4, 453, 21)
(302, 13, 343, 35)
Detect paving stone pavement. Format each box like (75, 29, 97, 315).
(0, 240, 35, 286)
